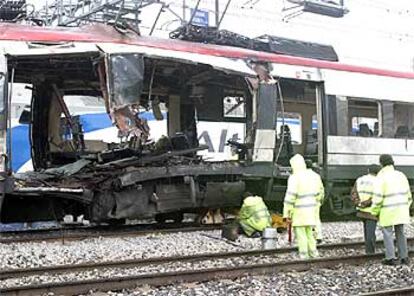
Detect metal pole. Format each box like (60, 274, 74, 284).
(7, 68, 14, 174)
(182, 0, 186, 23)
(150, 4, 164, 35)
(217, 0, 231, 29)
(215, 0, 219, 27)
(188, 0, 201, 25)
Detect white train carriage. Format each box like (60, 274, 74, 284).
(0, 23, 414, 222)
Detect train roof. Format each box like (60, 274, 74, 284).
(1, 23, 414, 80)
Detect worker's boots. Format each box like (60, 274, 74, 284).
(382, 258, 398, 266)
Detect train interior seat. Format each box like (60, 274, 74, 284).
(395, 125, 409, 138)
(170, 132, 191, 150)
(304, 129, 318, 161)
(373, 122, 379, 137)
(357, 123, 372, 137)
(276, 125, 293, 166)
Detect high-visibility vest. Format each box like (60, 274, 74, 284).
(239, 196, 271, 236)
(372, 165, 412, 227)
(355, 174, 376, 214)
(283, 155, 324, 227)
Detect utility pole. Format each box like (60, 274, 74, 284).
(182, 0, 186, 23)
(215, 0, 219, 27)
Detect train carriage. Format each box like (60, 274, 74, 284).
(1, 23, 414, 223)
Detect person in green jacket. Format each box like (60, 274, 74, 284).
(306, 159, 324, 244)
(372, 154, 412, 265)
(283, 154, 324, 259)
(238, 192, 272, 237)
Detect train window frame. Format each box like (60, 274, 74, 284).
(277, 111, 302, 145)
(311, 114, 318, 130)
(347, 98, 380, 138)
(391, 102, 414, 139)
(223, 96, 246, 119)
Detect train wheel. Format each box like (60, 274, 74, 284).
(155, 212, 184, 224)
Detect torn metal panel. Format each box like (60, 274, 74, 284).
(14, 159, 91, 182)
(14, 187, 84, 193)
(110, 104, 150, 139)
(155, 184, 192, 212)
(0, 40, 100, 57)
(203, 181, 245, 207)
(108, 53, 145, 107)
(91, 191, 115, 221)
(112, 188, 152, 219)
(97, 43, 256, 77)
(118, 162, 244, 188)
(44, 159, 91, 177)
(106, 52, 149, 142)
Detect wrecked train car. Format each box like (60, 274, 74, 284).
(1, 24, 414, 223)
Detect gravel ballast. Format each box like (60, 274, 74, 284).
(1, 247, 365, 289)
(1, 222, 414, 270)
(102, 262, 414, 296)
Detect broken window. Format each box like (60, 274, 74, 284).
(223, 96, 245, 118)
(392, 103, 414, 138)
(277, 112, 302, 145)
(108, 53, 144, 107)
(107, 53, 148, 143)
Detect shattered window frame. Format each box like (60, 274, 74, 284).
(223, 96, 246, 119)
(107, 53, 145, 108)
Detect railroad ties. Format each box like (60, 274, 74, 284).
(1, 239, 414, 295)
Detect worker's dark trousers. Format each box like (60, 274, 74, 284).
(363, 219, 377, 254)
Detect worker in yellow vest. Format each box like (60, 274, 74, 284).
(351, 164, 380, 254)
(306, 159, 324, 244)
(238, 192, 272, 237)
(372, 154, 412, 265)
(283, 154, 324, 259)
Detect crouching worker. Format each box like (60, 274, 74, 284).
(238, 192, 272, 237)
(283, 154, 324, 259)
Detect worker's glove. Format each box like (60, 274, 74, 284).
(359, 199, 372, 208)
(351, 193, 360, 206)
(283, 217, 292, 225)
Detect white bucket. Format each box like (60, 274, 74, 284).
(262, 227, 277, 250)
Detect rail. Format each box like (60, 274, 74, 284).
(360, 287, 414, 296)
(1, 241, 414, 296)
(2, 251, 413, 296)
(0, 223, 222, 244)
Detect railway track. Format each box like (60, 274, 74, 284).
(360, 287, 414, 296)
(1, 240, 413, 296)
(0, 222, 221, 244)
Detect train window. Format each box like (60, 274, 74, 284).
(223, 96, 246, 118)
(277, 112, 302, 144)
(393, 103, 414, 138)
(325, 95, 339, 136)
(312, 114, 318, 130)
(348, 99, 379, 137)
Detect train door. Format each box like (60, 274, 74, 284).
(275, 78, 323, 167)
